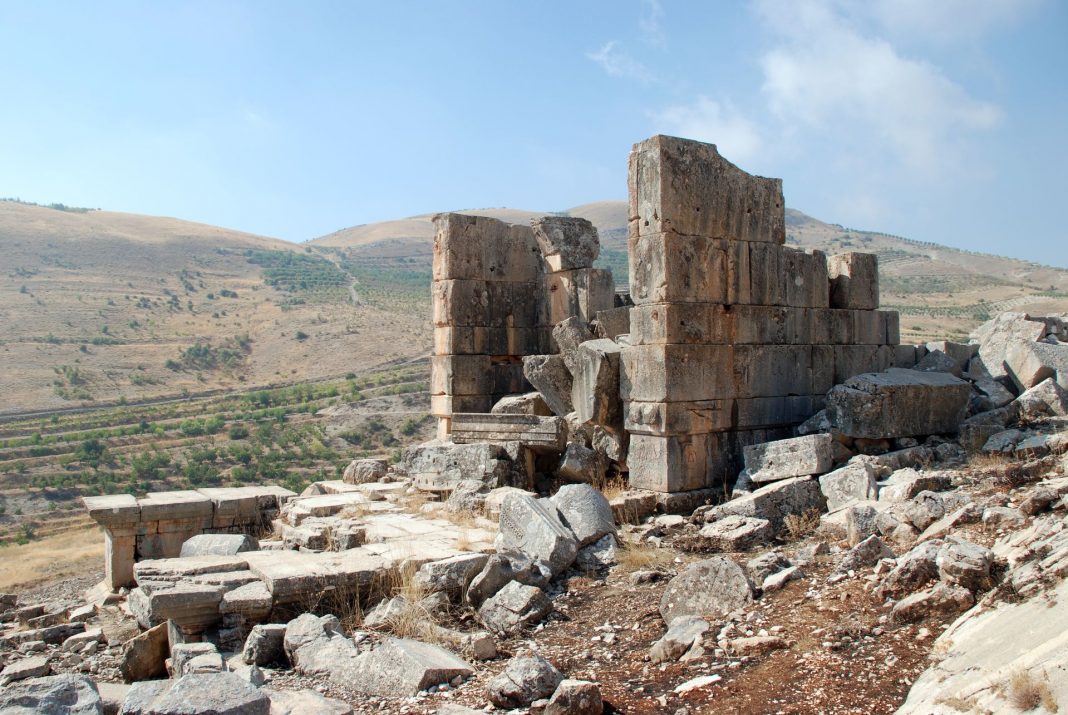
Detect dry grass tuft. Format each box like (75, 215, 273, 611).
(615, 540, 676, 572)
(1009, 670, 1058, 712)
(934, 695, 979, 712)
(597, 477, 628, 501)
(783, 508, 823, 541)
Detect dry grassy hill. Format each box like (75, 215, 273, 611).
(0, 201, 430, 414)
(4, 197, 1066, 415)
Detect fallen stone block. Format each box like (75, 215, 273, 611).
(1005, 340, 1068, 392)
(128, 583, 225, 632)
(744, 434, 834, 484)
(650, 616, 709, 663)
(495, 493, 578, 576)
(545, 679, 604, 715)
(698, 515, 773, 552)
(915, 349, 962, 376)
(450, 414, 567, 453)
(413, 553, 490, 601)
(492, 392, 552, 416)
(558, 441, 606, 483)
(553, 316, 597, 373)
(659, 557, 755, 625)
(219, 581, 272, 621)
(119, 621, 168, 683)
(0, 674, 102, 714)
(342, 458, 389, 485)
(702, 477, 826, 534)
(523, 354, 575, 417)
(399, 442, 514, 492)
(827, 368, 971, 439)
(346, 637, 474, 697)
(0, 655, 51, 685)
(478, 581, 552, 635)
(877, 468, 952, 502)
(592, 306, 630, 341)
(876, 540, 941, 598)
(132, 671, 270, 715)
(549, 483, 616, 547)
(571, 339, 623, 431)
(838, 534, 895, 573)
(727, 635, 788, 657)
(242, 623, 286, 666)
(171, 642, 223, 676)
(819, 461, 879, 511)
(531, 216, 600, 272)
(487, 651, 564, 709)
(891, 582, 973, 623)
(179, 533, 258, 558)
(575, 533, 619, 572)
(267, 688, 353, 715)
(762, 565, 804, 592)
(1014, 377, 1068, 420)
(973, 312, 1048, 381)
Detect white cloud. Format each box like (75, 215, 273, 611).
(755, 0, 1002, 170)
(857, 0, 1042, 44)
(640, 0, 667, 47)
(650, 97, 762, 162)
(586, 41, 657, 83)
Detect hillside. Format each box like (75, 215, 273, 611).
(0, 201, 430, 414)
(4, 197, 1067, 415)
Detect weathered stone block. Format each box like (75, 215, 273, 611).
(592, 306, 630, 340)
(627, 432, 716, 492)
(827, 368, 972, 439)
(625, 399, 733, 436)
(973, 312, 1048, 381)
(621, 344, 733, 402)
(491, 392, 552, 416)
(629, 232, 728, 305)
(571, 338, 622, 430)
(522, 354, 573, 417)
(819, 462, 879, 511)
(540, 268, 615, 327)
(1005, 340, 1068, 392)
(432, 212, 540, 282)
(531, 215, 599, 271)
(744, 434, 833, 483)
(732, 345, 813, 398)
(430, 394, 492, 417)
(495, 494, 578, 576)
(552, 316, 595, 373)
(781, 248, 829, 308)
(431, 355, 492, 396)
(628, 134, 784, 244)
(827, 253, 879, 310)
(450, 414, 567, 453)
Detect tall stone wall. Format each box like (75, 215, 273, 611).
(430, 213, 614, 437)
(622, 135, 899, 493)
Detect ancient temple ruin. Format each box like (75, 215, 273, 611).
(431, 135, 899, 496)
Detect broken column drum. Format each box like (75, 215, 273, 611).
(622, 135, 899, 493)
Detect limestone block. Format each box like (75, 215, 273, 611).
(809, 308, 853, 346)
(734, 395, 820, 430)
(973, 312, 1047, 381)
(628, 134, 785, 244)
(495, 493, 578, 576)
(592, 306, 630, 340)
(431, 355, 492, 396)
(628, 232, 729, 305)
(810, 345, 836, 395)
(781, 248, 829, 308)
(1005, 340, 1068, 392)
(703, 477, 827, 533)
(629, 303, 730, 345)
(621, 344, 733, 403)
(747, 241, 785, 306)
(433, 326, 542, 357)
(852, 310, 884, 345)
(659, 556, 756, 624)
(84, 494, 140, 527)
(219, 581, 272, 621)
(818, 462, 880, 511)
(119, 621, 168, 682)
(531, 215, 600, 271)
(894, 344, 919, 368)
(432, 212, 540, 282)
(522, 354, 574, 417)
(744, 434, 833, 483)
(450, 414, 567, 453)
(827, 368, 972, 439)
(104, 531, 137, 589)
(627, 432, 719, 492)
(571, 338, 622, 430)
(732, 345, 813, 398)
(549, 483, 616, 547)
(552, 316, 595, 373)
(698, 515, 773, 552)
(540, 268, 615, 327)
(137, 491, 212, 523)
(625, 399, 733, 436)
(478, 582, 553, 635)
(491, 392, 552, 416)
(833, 344, 882, 385)
(487, 651, 564, 708)
(557, 442, 605, 483)
(179, 534, 257, 558)
(432, 279, 488, 327)
(827, 253, 879, 310)
(398, 441, 514, 491)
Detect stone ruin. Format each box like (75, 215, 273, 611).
(33, 134, 1068, 712)
(428, 135, 900, 500)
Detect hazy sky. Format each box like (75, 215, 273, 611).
(1, 1, 1064, 265)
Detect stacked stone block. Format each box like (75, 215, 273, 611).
(622, 135, 899, 493)
(431, 213, 614, 437)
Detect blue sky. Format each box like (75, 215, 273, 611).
(0, 1, 1064, 266)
